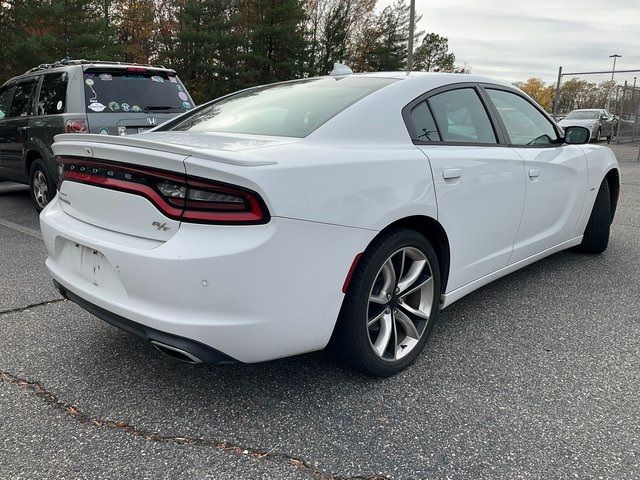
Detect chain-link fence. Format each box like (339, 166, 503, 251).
(552, 67, 640, 161)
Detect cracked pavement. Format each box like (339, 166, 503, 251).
(1, 163, 639, 479)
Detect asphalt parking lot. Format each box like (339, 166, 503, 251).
(1, 162, 639, 480)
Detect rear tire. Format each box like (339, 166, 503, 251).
(331, 228, 441, 377)
(29, 158, 54, 213)
(593, 128, 601, 143)
(574, 179, 611, 254)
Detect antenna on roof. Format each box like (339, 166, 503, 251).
(330, 62, 353, 76)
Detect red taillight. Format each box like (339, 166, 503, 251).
(56, 157, 269, 225)
(65, 119, 89, 133)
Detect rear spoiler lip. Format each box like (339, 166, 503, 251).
(52, 133, 279, 167)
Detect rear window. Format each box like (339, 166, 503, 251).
(167, 77, 397, 138)
(83, 69, 193, 115)
(38, 72, 68, 115)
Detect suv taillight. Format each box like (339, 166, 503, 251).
(56, 157, 269, 225)
(65, 119, 89, 133)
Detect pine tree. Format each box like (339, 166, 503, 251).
(113, 0, 156, 63)
(240, 0, 308, 85)
(164, 0, 243, 103)
(304, 0, 377, 76)
(413, 33, 455, 72)
(366, 0, 410, 71)
(1, 0, 120, 83)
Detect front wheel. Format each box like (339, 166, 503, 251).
(331, 228, 441, 377)
(574, 179, 611, 254)
(29, 159, 55, 213)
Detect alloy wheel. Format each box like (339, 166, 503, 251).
(33, 170, 49, 209)
(366, 247, 434, 361)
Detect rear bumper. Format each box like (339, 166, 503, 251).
(53, 279, 234, 364)
(41, 197, 373, 363)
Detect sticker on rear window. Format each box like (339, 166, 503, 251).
(85, 78, 95, 86)
(131, 105, 142, 112)
(108, 101, 120, 111)
(121, 103, 130, 112)
(178, 91, 188, 101)
(151, 76, 164, 83)
(56, 101, 63, 111)
(169, 77, 177, 83)
(99, 73, 113, 82)
(88, 102, 106, 112)
(182, 102, 192, 109)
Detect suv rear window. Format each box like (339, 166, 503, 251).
(83, 69, 193, 114)
(38, 72, 68, 115)
(167, 77, 397, 138)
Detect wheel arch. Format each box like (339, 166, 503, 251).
(24, 148, 45, 176)
(605, 167, 620, 221)
(372, 215, 450, 297)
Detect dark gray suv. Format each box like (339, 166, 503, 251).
(0, 59, 194, 211)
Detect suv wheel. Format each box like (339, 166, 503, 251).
(29, 159, 54, 213)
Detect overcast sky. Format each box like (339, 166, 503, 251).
(384, 0, 640, 83)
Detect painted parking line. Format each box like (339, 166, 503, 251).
(0, 218, 42, 240)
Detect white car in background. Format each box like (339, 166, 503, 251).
(40, 70, 620, 376)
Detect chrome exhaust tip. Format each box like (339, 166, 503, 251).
(150, 340, 203, 364)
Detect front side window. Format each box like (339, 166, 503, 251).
(487, 89, 558, 146)
(38, 72, 68, 116)
(168, 77, 397, 138)
(8, 81, 36, 118)
(427, 88, 497, 144)
(0, 87, 14, 120)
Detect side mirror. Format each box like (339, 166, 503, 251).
(564, 126, 590, 145)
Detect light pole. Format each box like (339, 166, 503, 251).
(605, 54, 621, 111)
(407, 0, 416, 74)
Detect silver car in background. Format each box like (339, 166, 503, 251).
(558, 109, 615, 143)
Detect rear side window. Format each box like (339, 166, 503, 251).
(0, 87, 14, 120)
(38, 72, 68, 115)
(410, 102, 441, 141)
(168, 77, 397, 138)
(83, 69, 192, 114)
(428, 88, 497, 144)
(487, 89, 558, 146)
(8, 81, 36, 117)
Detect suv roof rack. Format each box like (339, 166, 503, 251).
(24, 58, 170, 74)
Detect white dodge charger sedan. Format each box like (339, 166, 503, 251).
(41, 71, 620, 376)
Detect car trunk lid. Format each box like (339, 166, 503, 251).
(51, 132, 283, 240)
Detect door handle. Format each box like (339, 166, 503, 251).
(528, 169, 540, 178)
(443, 168, 462, 180)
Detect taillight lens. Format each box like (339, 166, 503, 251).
(56, 157, 269, 225)
(65, 119, 89, 133)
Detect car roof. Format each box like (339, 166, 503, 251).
(2, 60, 176, 86)
(347, 70, 514, 89)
